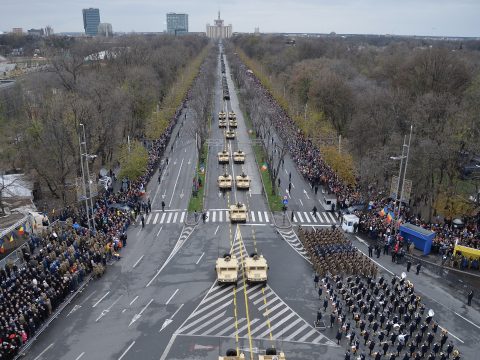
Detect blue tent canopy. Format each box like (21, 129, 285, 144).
(399, 223, 436, 255)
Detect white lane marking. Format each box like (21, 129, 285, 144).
(166, 212, 173, 223)
(441, 326, 464, 343)
(74, 352, 85, 360)
(169, 158, 184, 207)
(96, 295, 123, 322)
(146, 213, 152, 224)
(133, 255, 144, 268)
(219, 211, 223, 222)
(159, 334, 177, 360)
(79, 290, 97, 305)
(180, 211, 185, 223)
(355, 236, 368, 246)
(160, 213, 166, 223)
(166, 289, 179, 305)
(92, 291, 110, 308)
(251, 211, 256, 222)
(264, 211, 269, 222)
(156, 226, 163, 237)
(226, 210, 229, 221)
(172, 212, 178, 223)
(214, 225, 220, 235)
(33, 343, 54, 360)
(159, 304, 185, 333)
(454, 312, 480, 330)
(298, 198, 304, 207)
(118, 341, 135, 360)
(212, 211, 216, 222)
(303, 190, 310, 199)
(129, 295, 139, 306)
(205, 211, 210, 223)
(153, 213, 160, 224)
(196, 252, 205, 265)
(146, 226, 196, 287)
(257, 211, 263, 222)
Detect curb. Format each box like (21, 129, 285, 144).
(272, 211, 292, 230)
(184, 212, 200, 226)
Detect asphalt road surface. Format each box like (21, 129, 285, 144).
(22, 43, 480, 360)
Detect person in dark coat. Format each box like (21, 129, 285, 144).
(330, 313, 336, 328)
(369, 340, 376, 355)
(416, 263, 422, 275)
(336, 329, 343, 344)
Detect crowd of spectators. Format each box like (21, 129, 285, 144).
(0, 95, 188, 359)
(240, 60, 480, 269)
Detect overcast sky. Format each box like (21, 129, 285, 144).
(1, 0, 478, 37)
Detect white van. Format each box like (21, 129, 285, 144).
(341, 214, 359, 233)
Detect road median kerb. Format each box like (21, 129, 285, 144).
(272, 211, 292, 230)
(184, 212, 200, 226)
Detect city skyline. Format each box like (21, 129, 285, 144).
(0, 0, 479, 37)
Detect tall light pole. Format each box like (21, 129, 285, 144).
(397, 125, 413, 227)
(79, 124, 97, 233)
(390, 136, 407, 237)
(390, 125, 413, 237)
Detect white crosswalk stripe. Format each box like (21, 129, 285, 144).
(145, 213, 152, 224)
(144, 210, 337, 226)
(303, 212, 311, 223)
(264, 211, 269, 222)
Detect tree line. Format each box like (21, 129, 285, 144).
(231, 35, 480, 220)
(0, 34, 208, 208)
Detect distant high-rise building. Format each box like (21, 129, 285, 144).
(28, 28, 44, 36)
(83, 8, 101, 36)
(166, 13, 188, 35)
(206, 12, 232, 39)
(11, 28, 24, 35)
(98, 23, 113, 37)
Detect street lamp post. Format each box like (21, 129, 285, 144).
(390, 125, 413, 237)
(396, 125, 413, 228)
(79, 124, 97, 233)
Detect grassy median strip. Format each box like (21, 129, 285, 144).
(242, 114, 283, 212)
(188, 142, 208, 212)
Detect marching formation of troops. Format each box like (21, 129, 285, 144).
(317, 273, 461, 359)
(297, 227, 461, 359)
(299, 228, 378, 277)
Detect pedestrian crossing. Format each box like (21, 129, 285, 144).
(177, 282, 335, 346)
(144, 210, 337, 226)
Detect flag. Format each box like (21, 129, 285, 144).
(9, 233, 14, 243)
(386, 212, 394, 223)
(18, 226, 25, 235)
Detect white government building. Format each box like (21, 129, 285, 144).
(206, 12, 232, 39)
